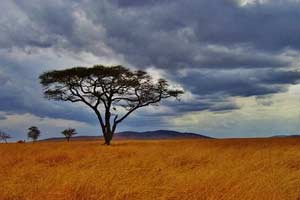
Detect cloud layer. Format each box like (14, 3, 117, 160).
(1, 0, 300, 139)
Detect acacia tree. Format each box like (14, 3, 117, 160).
(27, 126, 41, 142)
(62, 128, 77, 142)
(39, 65, 183, 145)
(0, 131, 11, 143)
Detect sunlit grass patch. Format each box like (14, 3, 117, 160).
(1, 138, 300, 199)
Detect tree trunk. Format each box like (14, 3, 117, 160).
(67, 137, 70, 142)
(104, 138, 111, 145)
(103, 130, 114, 145)
(95, 108, 115, 145)
(103, 132, 111, 145)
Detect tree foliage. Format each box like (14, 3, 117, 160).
(40, 65, 183, 145)
(27, 126, 41, 142)
(62, 128, 77, 142)
(0, 131, 11, 143)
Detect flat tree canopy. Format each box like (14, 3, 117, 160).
(27, 126, 41, 142)
(62, 128, 77, 142)
(39, 65, 183, 145)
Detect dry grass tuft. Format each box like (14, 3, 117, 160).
(1, 138, 300, 199)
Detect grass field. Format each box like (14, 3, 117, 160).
(1, 138, 300, 200)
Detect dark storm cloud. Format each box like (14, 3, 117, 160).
(111, 0, 171, 8)
(163, 98, 240, 114)
(6, 0, 297, 69)
(1, 0, 109, 57)
(177, 69, 300, 97)
(4, 0, 300, 62)
(0, 94, 96, 124)
(0, 65, 96, 124)
(0, 1, 62, 50)
(83, 0, 300, 69)
(1, 0, 300, 124)
(259, 70, 300, 84)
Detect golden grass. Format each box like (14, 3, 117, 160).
(1, 138, 300, 200)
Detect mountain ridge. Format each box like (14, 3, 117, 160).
(40, 130, 213, 141)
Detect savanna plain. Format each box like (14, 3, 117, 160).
(1, 138, 300, 200)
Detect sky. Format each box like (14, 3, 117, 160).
(1, 0, 300, 140)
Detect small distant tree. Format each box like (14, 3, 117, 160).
(27, 126, 40, 143)
(40, 65, 183, 145)
(61, 128, 77, 142)
(0, 131, 11, 143)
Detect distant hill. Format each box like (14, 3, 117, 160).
(270, 134, 300, 138)
(41, 130, 212, 142)
(115, 130, 212, 139)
